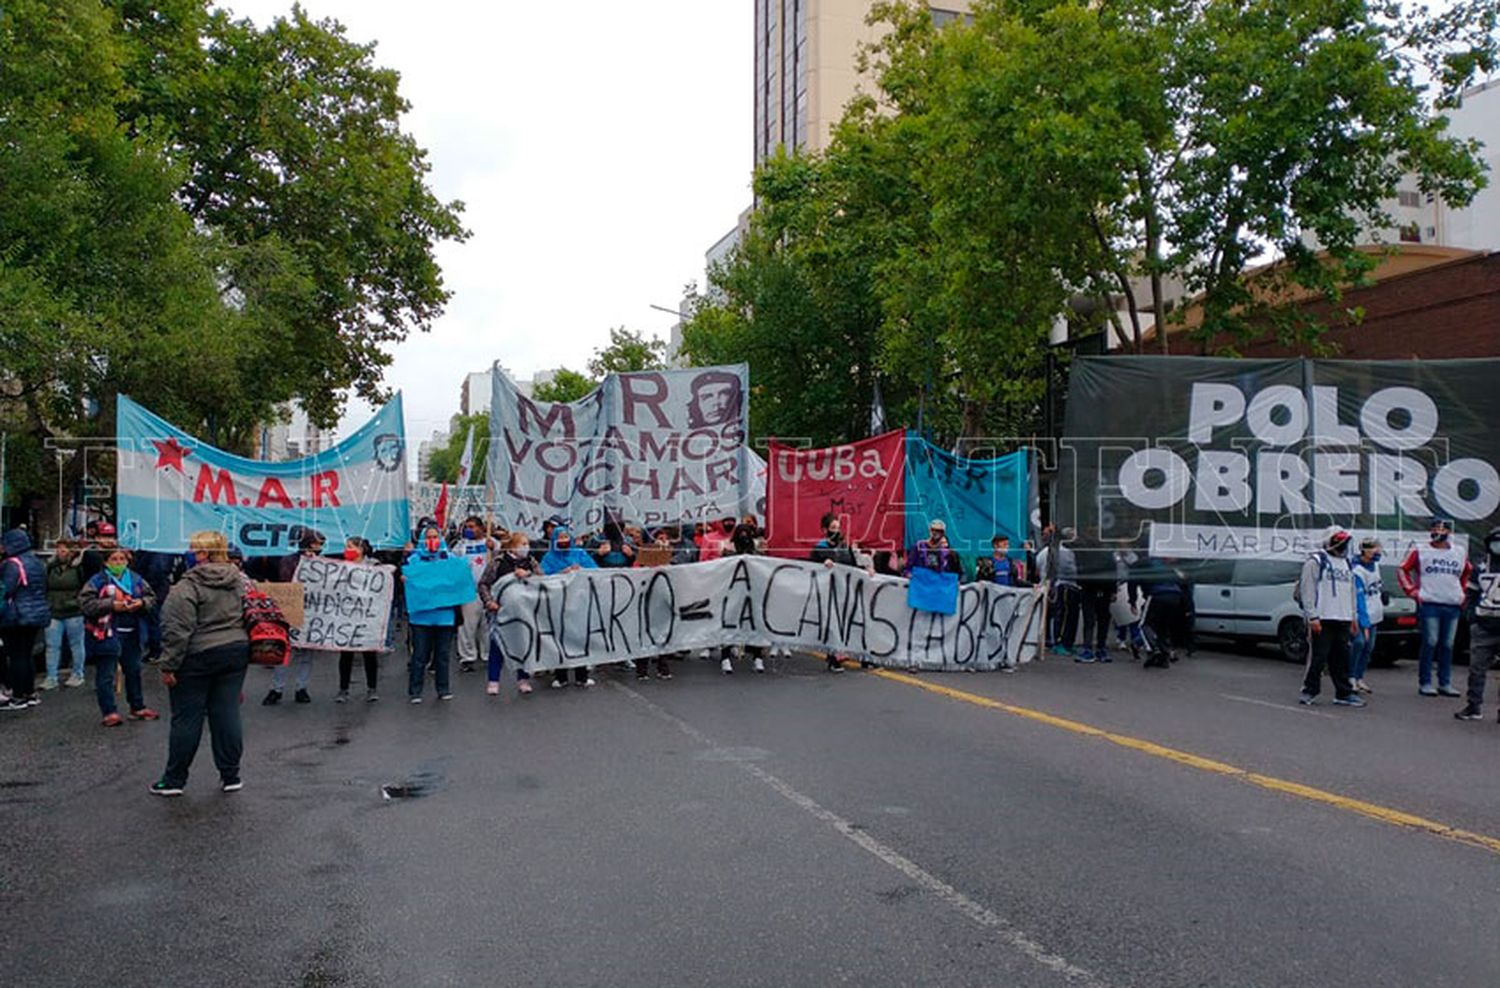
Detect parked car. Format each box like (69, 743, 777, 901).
(1191, 558, 1419, 663)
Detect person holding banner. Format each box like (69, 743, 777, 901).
(451, 516, 492, 674)
(478, 532, 538, 696)
(719, 517, 769, 675)
(904, 520, 965, 579)
(404, 525, 466, 703)
(265, 531, 326, 706)
(79, 548, 159, 726)
(811, 514, 863, 674)
(539, 526, 597, 688)
(335, 538, 388, 704)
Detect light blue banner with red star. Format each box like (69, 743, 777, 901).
(115, 395, 411, 555)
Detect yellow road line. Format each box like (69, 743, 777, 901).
(870, 669, 1500, 857)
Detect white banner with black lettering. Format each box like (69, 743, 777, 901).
(489, 556, 1044, 672)
(291, 556, 396, 652)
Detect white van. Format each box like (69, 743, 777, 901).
(1191, 558, 1419, 663)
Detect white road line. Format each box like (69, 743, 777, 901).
(1219, 693, 1340, 720)
(611, 681, 1108, 988)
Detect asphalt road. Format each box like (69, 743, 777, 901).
(3, 643, 1499, 987)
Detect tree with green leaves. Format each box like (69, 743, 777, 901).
(588, 326, 666, 378)
(530, 369, 597, 404)
(425, 413, 488, 484)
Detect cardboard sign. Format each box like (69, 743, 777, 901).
(255, 581, 306, 627)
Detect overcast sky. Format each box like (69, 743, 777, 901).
(223, 1, 752, 446)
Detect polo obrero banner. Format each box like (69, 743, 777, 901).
(1059, 357, 1500, 561)
(115, 394, 412, 554)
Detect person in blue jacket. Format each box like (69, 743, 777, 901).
(539, 525, 597, 688)
(403, 525, 461, 703)
(1, 528, 52, 710)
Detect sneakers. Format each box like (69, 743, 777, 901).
(221, 780, 243, 793)
(550, 678, 566, 690)
(408, 695, 423, 704)
(1354, 679, 1373, 694)
(1332, 695, 1366, 707)
(262, 689, 282, 706)
(334, 690, 349, 704)
(1052, 645, 1072, 657)
(1074, 649, 1095, 664)
(577, 678, 596, 689)
(438, 692, 454, 701)
(1298, 692, 1318, 705)
(1418, 685, 1438, 697)
(65, 673, 86, 688)
(517, 680, 533, 695)
(635, 669, 650, 681)
(129, 707, 159, 721)
(1097, 651, 1114, 664)
(486, 681, 501, 695)
(826, 658, 845, 673)
(102, 712, 124, 727)
(1455, 703, 1483, 721)
(149, 780, 184, 797)
(294, 689, 311, 704)
(752, 657, 765, 673)
(1437, 685, 1462, 698)
(0, 698, 30, 712)
(459, 661, 475, 673)
(40, 677, 58, 691)
(720, 657, 734, 675)
(366, 690, 379, 703)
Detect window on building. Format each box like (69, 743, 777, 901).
(1398, 222, 1422, 243)
(930, 8, 973, 27)
(1397, 190, 1421, 208)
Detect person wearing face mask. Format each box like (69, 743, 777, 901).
(699, 517, 735, 563)
(265, 530, 326, 705)
(151, 531, 252, 796)
(717, 517, 768, 675)
(404, 525, 462, 703)
(78, 547, 159, 726)
(1, 529, 52, 710)
(43, 538, 88, 689)
(452, 515, 492, 674)
(1296, 526, 1365, 707)
(477, 532, 538, 696)
(1348, 538, 1385, 694)
(810, 513, 857, 673)
(1398, 517, 1473, 697)
(1456, 526, 1500, 722)
(334, 538, 386, 703)
(539, 525, 597, 688)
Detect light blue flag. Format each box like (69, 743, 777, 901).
(116, 394, 411, 555)
(903, 435, 1030, 575)
(402, 555, 478, 613)
(907, 567, 960, 615)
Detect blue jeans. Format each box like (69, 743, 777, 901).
(409, 625, 454, 698)
(270, 647, 315, 692)
(1417, 602, 1461, 688)
(486, 627, 530, 684)
(45, 616, 86, 681)
(1349, 625, 1378, 681)
(164, 643, 249, 788)
(92, 632, 145, 716)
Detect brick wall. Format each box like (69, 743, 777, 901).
(1168, 252, 1500, 359)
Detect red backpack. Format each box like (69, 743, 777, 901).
(242, 585, 291, 666)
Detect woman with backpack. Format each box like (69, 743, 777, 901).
(0, 528, 51, 711)
(79, 547, 159, 726)
(151, 531, 252, 797)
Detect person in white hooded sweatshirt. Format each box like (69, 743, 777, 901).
(1298, 526, 1366, 707)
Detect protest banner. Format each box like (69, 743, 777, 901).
(1059, 357, 1500, 560)
(287, 556, 395, 652)
(766, 430, 907, 556)
(116, 395, 411, 554)
(490, 556, 1044, 673)
(410, 482, 488, 527)
(903, 436, 1030, 567)
(487, 365, 755, 533)
(403, 554, 479, 612)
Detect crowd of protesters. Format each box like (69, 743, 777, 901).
(3, 510, 1499, 796)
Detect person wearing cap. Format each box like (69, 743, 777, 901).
(530, 515, 565, 568)
(1296, 526, 1365, 707)
(905, 519, 965, 578)
(80, 521, 120, 581)
(1397, 517, 1472, 697)
(1348, 537, 1385, 694)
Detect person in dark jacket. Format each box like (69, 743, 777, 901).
(478, 532, 537, 696)
(133, 549, 177, 662)
(904, 520, 965, 578)
(1, 528, 51, 709)
(810, 514, 859, 673)
(43, 538, 88, 689)
(152, 531, 252, 796)
(79, 548, 160, 726)
(1130, 555, 1194, 669)
(718, 517, 768, 675)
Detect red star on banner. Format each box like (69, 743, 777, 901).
(152, 438, 193, 473)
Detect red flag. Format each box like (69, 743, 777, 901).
(433, 482, 449, 530)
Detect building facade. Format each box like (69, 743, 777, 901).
(752, 1, 972, 166)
